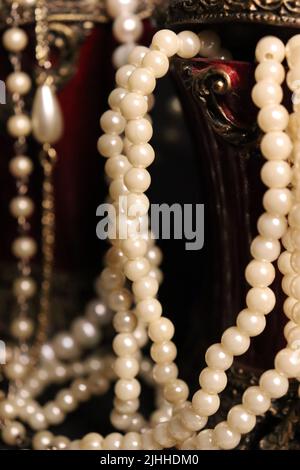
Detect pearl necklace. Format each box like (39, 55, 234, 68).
(1, 25, 300, 450)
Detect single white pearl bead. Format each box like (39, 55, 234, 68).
(151, 29, 179, 57)
(10, 317, 34, 340)
(6, 72, 32, 95)
(255, 61, 285, 84)
(113, 43, 136, 68)
(258, 213, 287, 240)
(259, 369, 289, 399)
(116, 64, 136, 88)
(105, 154, 131, 179)
(150, 341, 177, 364)
(108, 87, 127, 111)
(4, 362, 28, 381)
(275, 348, 300, 378)
(1, 421, 26, 446)
(125, 167, 151, 192)
(142, 50, 169, 78)
(125, 118, 153, 144)
(44, 401, 65, 425)
(199, 367, 227, 394)
(252, 80, 283, 109)
(124, 257, 150, 281)
(221, 327, 250, 356)
(113, 333, 138, 356)
(52, 332, 79, 361)
(278, 251, 293, 275)
(56, 389, 78, 413)
(246, 287, 276, 314)
(109, 178, 130, 200)
(107, 287, 132, 311)
(9, 155, 33, 178)
(179, 402, 208, 432)
(261, 131, 292, 161)
(80, 433, 103, 450)
(205, 343, 233, 370)
(227, 405, 256, 434)
(148, 317, 175, 342)
(213, 422, 241, 450)
(10, 196, 34, 218)
(153, 363, 178, 384)
(121, 432, 142, 450)
(13, 276, 37, 299)
(198, 30, 221, 58)
(28, 410, 47, 431)
(0, 400, 18, 420)
(107, 0, 138, 18)
(115, 378, 141, 400)
(128, 45, 149, 66)
(127, 143, 155, 168)
(12, 236, 37, 259)
(97, 134, 123, 158)
(163, 379, 189, 404)
(32, 431, 53, 450)
(128, 67, 156, 95)
(263, 188, 292, 216)
(113, 14, 143, 44)
(177, 30, 201, 59)
(192, 389, 220, 417)
(195, 429, 219, 450)
(250, 236, 281, 262)
(100, 110, 126, 135)
(120, 92, 148, 120)
(255, 36, 285, 63)
(258, 104, 289, 132)
(114, 357, 139, 379)
(7, 114, 32, 137)
(236, 309, 266, 337)
(242, 386, 271, 415)
(245, 260, 275, 287)
(136, 298, 162, 322)
(71, 318, 100, 348)
(102, 433, 123, 450)
(2, 27, 28, 52)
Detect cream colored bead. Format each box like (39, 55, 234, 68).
(136, 298, 162, 322)
(252, 80, 283, 108)
(291, 230, 300, 251)
(10, 317, 34, 341)
(113, 333, 138, 356)
(105, 154, 131, 179)
(250, 236, 281, 262)
(97, 134, 123, 158)
(227, 405, 256, 434)
(113, 14, 143, 44)
(259, 369, 289, 399)
(287, 326, 300, 349)
(3, 27, 28, 52)
(12, 236, 37, 259)
(180, 402, 207, 432)
(213, 422, 241, 450)
(113, 43, 136, 69)
(80, 433, 103, 450)
(9, 155, 33, 178)
(122, 238, 147, 260)
(245, 260, 275, 287)
(261, 132, 292, 161)
(282, 229, 295, 252)
(110, 410, 131, 430)
(52, 436, 70, 450)
(255, 36, 285, 63)
(44, 402, 64, 425)
(125, 118, 153, 144)
(195, 429, 219, 450)
(258, 104, 289, 133)
(10, 196, 34, 218)
(148, 317, 174, 342)
(278, 251, 293, 275)
(146, 246, 163, 266)
(142, 429, 162, 450)
(246, 287, 276, 314)
(122, 432, 142, 450)
(113, 311, 137, 334)
(198, 30, 221, 58)
(6, 72, 32, 95)
(124, 257, 150, 281)
(71, 318, 100, 348)
(106, 246, 127, 269)
(4, 362, 28, 381)
(290, 203, 300, 229)
(109, 178, 130, 200)
(255, 61, 285, 84)
(7, 114, 32, 137)
(151, 340, 177, 363)
(168, 415, 191, 441)
(124, 167, 151, 193)
(287, 45, 300, 68)
(108, 87, 127, 111)
(153, 422, 176, 448)
(128, 67, 156, 95)
(28, 411, 47, 431)
(107, 287, 132, 311)
(153, 362, 178, 384)
(177, 30, 201, 58)
(107, 0, 138, 18)
(32, 431, 53, 450)
(70, 378, 91, 402)
(275, 348, 300, 378)
(127, 143, 155, 168)
(56, 389, 78, 413)
(257, 213, 287, 240)
(2, 421, 26, 446)
(120, 92, 148, 119)
(0, 400, 18, 420)
(284, 299, 297, 322)
(199, 367, 227, 394)
(52, 332, 79, 361)
(102, 432, 123, 450)
(242, 386, 271, 415)
(100, 110, 126, 135)
(115, 357, 139, 379)
(163, 379, 189, 404)
(142, 50, 169, 79)
(221, 327, 250, 356)
(263, 188, 292, 216)
(132, 275, 159, 300)
(287, 68, 300, 92)
(151, 29, 179, 57)
(192, 389, 220, 417)
(128, 45, 149, 66)
(261, 161, 292, 188)
(114, 397, 139, 414)
(115, 378, 141, 400)
(88, 373, 110, 395)
(205, 343, 233, 370)
(236, 309, 266, 337)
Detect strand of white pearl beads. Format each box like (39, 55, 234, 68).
(2, 2, 37, 383)
(96, 30, 290, 451)
(188, 36, 300, 451)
